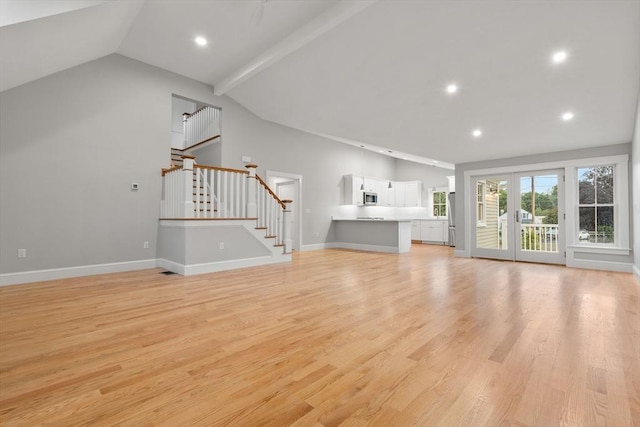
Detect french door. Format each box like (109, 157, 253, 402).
(471, 169, 565, 265)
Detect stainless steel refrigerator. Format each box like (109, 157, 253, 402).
(447, 192, 455, 247)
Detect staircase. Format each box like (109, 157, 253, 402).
(171, 148, 184, 168)
(159, 156, 293, 275)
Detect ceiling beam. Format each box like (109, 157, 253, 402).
(213, 0, 377, 96)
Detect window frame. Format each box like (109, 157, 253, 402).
(576, 165, 616, 245)
(432, 190, 448, 218)
(568, 155, 629, 251)
(476, 181, 486, 227)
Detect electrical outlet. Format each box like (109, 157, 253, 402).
(143, 241, 149, 249)
(17, 249, 26, 258)
(219, 242, 225, 250)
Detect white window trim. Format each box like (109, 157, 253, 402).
(477, 181, 486, 227)
(462, 154, 630, 258)
(431, 187, 448, 218)
(567, 156, 630, 253)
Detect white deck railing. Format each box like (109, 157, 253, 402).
(520, 223, 559, 252)
(160, 157, 291, 252)
(183, 106, 220, 149)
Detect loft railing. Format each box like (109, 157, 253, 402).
(160, 157, 291, 252)
(182, 106, 220, 149)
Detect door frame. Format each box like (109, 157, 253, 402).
(469, 169, 565, 265)
(266, 170, 302, 252)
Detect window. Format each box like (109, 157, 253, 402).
(476, 181, 486, 226)
(577, 165, 614, 244)
(433, 191, 447, 217)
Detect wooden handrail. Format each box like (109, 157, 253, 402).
(194, 164, 248, 175)
(182, 105, 212, 117)
(171, 135, 221, 152)
(162, 165, 182, 176)
(256, 175, 286, 209)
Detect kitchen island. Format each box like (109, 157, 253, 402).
(331, 218, 412, 253)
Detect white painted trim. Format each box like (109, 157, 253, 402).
(266, 170, 303, 252)
(566, 258, 633, 273)
(633, 264, 640, 284)
(214, 0, 377, 95)
(331, 242, 403, 253)
(454, 249, 470, 258)
(567, 245, 631, 256)
(158, 255, 291, 276)
(0, 259, 158, 287)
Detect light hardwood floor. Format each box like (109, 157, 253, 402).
(1, 245, 638, 426)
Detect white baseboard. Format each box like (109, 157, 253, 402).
(331, 242, 403, 253)
(301, 243, 334, 251)
(157, 254, 292, 276)
(633, 264, 640, 283)
(0, 259, 158, 287)
(454, 249, 470, 258)
(567, 258, 633, 273)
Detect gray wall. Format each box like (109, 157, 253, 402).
(632, 91, 640, 280)
(2, 53, 443, 274)
(455, 143, 633, 265)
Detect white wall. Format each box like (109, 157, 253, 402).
(0, 53, 406, 275)
(170, 96, 195, 149)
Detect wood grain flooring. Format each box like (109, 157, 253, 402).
(0, 245, 638, 426)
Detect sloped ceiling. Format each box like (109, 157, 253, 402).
(0, 0, 143, 91)
(1, 0, 639, 166)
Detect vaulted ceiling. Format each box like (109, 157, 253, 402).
(1, 0, 638, 167)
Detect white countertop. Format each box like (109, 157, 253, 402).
(332, 217, 412, 222)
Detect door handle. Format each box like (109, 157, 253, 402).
(515, 210, 520, 223)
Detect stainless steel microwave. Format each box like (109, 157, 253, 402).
(363, 192, 378, 205)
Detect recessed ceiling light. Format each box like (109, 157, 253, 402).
(378, 150, 384, 153)
(195, 36, 207, 46)
(472, 129, 482, 137)
(562, 111, 574, 121)
(446, 84, 458, 94)
(552, 50, 567, 64)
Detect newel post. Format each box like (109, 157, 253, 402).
(245, 163, 258, 217)
(282, 199, 293, 253)
(182, 155, 195, 218)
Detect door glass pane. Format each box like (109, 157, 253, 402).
(520, 174, 559, 253)
(476, 179, 507, 250)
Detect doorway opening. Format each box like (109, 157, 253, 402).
(266, 171, 302, 252)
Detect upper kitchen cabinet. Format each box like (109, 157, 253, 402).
(343, 175, 422, 207)
(394, 181, 422, 207)
(343, 175, 364, 206)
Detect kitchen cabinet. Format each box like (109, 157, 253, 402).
(420, 220, 447, 243)
(411, 219, 447, 244)
(344, 175, 364, 206)
(343, 175, 421, 207)
(411, 220, 421, 241)
(394, 181, 422, 207)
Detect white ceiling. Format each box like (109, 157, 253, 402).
(1, 0, 639, 167)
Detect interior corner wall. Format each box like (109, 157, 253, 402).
(0, 53, 399, 276)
